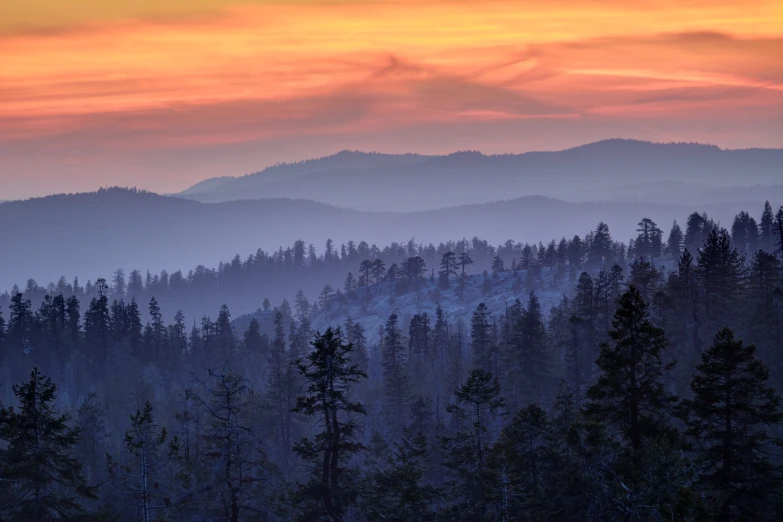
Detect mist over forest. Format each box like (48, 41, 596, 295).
(2, 140, 781, 296)
(2, 139, 783, 521)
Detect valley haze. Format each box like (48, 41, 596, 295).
(1, 140, 779, 311)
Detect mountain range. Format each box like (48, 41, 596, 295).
(177, 139, 783, 211)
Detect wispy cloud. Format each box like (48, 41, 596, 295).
(0, 0, 781, 197)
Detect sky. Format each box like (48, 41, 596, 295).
(1, 0, 781, 200)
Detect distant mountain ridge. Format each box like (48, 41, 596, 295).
(0, 187, 766, 303)
(177, 139, 783, 211)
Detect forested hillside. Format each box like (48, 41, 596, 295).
(1, 187, 769, 320)
(1, 203, 782, 520)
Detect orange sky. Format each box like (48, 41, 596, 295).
(1, 0, 781, 198)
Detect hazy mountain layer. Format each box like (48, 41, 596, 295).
(0, 187, 762, 293)
(178, 140, 783, 211)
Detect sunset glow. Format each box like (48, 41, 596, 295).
(1, 0, 781, 198)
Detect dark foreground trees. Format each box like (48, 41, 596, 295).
(2, 204, 783, 520)
(680, 327, 783, 520)
(292, 327, 367, 521)
(106, 402, 179, 522)
(0, 367, 97, 521)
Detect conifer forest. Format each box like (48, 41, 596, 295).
(1, 201, 783, 521)
(4, 0, 783, 518)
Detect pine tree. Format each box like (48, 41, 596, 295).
(242, 317, 264, 356)
(684, 211, 712, 253)
(364, 430, 440, 521)
(776, 206, 783, 254)
(214, 304, 234, 364)
(458, 252, 473, 277)
(470, 303, 493, 373)
(667, 220, 684, 259)
(344, 272, 356, 294)
(293, 328, 367, 521)
(491, 255, 504, 278)
(583, 287, 686, 519)
(199, 316, 215, 371)
(636, 218, 663, 259)
(195, 366, 277, 521)
(84, 278, 110, 367)
(371, 258, 387, 284)
(589, 221, 613, 266)
(481, 274, 492, 296)
(747, 251, 783, 385)
(0, 310, 6, 358)
(521, 243, 534, 270)
(488, 404, 559, 521)
(125, 298, 143, 359)
(572, 272, 598, 378)
(432, 305, 448, 365)
(585, 286, 677, 452)
(0, 368, 97, 520)
(696, 228, 748, 335)
(106, 402, 180, 522)
(441, 369, 505, 519)
(319, 284, 334, 311)
(759, 201, 776, 253)
(383, 314, 412, 435)
(680, 327, 783, 520)
(439, 252, 458, 288)
(75, 393, 108, 490)
(7, 292, 34, 357)
(65, 295, 81, 351)
(265, 310, 300, 472)
(513, 292, 550, 406)
(731, 211, 760, 255)
(359, 260, 373, 288)
(170, 310, 188, 366)
(664, 250, 706, 393)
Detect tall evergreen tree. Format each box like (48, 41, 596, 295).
(684, 211, 713, 253)
(0, 368, 97, 520)
(488, 403, 559, 521)
(84, 279, 110, 367)
(583, 287, 685, 519)
(458, 252, 473, 277)
(242, 317, 264, 356)
(759, 201, 776, 253)
(696, 228, 748, 335)
(214, 304, 234, 364)
(439, 252, 458, 288)
(747, 251, 783, 385)
(7, 292, 34, 357)
(382, 314, 412, 435)
(470, 303, 493, 373)
(667, 220, 684, 259)
(265, 310, 300, 472)
(124, 298, 143, 359)
(680, 327, 783, 520)
(75, 393, 108, 491)
(776, 206, 783, 254)
(731, 211, 759, 253)
(364, 430, 440, 521)
(585, 286, 677, 452)
(106, 402, 180, 522)
(293, 328, 367, 521)
(195, 366, 276, 521)
(441, 369, 505, 520)
(513, 292, 550, 406)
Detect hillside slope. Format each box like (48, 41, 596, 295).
(1, 187, 761, 304)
